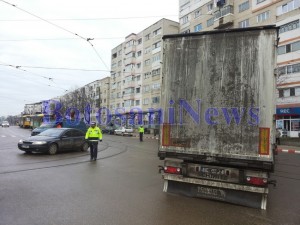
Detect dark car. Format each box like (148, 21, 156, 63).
(18, 128, 89, 155)
(31, 120, 87, 136)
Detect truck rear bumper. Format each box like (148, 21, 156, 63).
(163, 174, 268, 209)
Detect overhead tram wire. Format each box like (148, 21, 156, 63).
(0, 63, 111, 72)
(0, 15, 178, 21)
(0, 0, 109, 70)
(0, 62, 68, 92)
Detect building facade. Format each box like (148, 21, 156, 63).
(179, 0, 300, 136)
(110, 19, 179, 129)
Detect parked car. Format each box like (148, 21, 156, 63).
(18, 128, 89, 155)
(114, 126, 133, 136)
(102, 125, 120, 135)
(31, 120, 87, 136)
(1, 121, 9, 127)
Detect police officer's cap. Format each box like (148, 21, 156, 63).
(91, 122, 96, 125)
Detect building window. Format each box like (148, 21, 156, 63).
(144, 46, 151, 54)
(136, 75, 141, 81)
(257, 11, 270, 23)
(278, 63, 300, 75)
(137, 38, 142, 45)
(207, 2, 213, 11)
(152, 54, 161, 63)
(215, 5, 233, 19)
(277, 0, 300, 16)
(181, 15, 189, 25)
(239, 1, 249, 12)
(153, 41, 161, 50)
(152, 96, 160, 104)
(279, 20, 300, 34)
(136, 87, 140, 94)
(194, 9, 201, 18)
(284, 89, 290, 97)
(135, 100, 140, 106)
(137, 63, 141, 69)
(257, 0, 266, 4)
(279, 89, 283, 98)
(207, 17, 214, 27)
(194, 23, 202, 32)
(143, 98, 149, 105)
(278, 41, 300, 55)
(180, 1, 190, 11)
(182, 29, 190, 34)
(126, 40, 135, 47)
(152, 83, 160, 90)
(290, 88, 295, 96)
(152, 68, 161, 76)
(143, 85, 150, 93)
(137, 51, 142, 57)
(144, 72, 151, 79)
(153, 28, 162, 36)
(144, 59, 151, 66)
(239, 19, 249, 28)
(145, 33, 150, 41)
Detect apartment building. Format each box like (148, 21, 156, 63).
(179, 0, 300, 136)
(59, 77, 110, 123)
(110, 19, 179, 129)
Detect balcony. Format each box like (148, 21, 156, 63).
(124, 57, 136, 65)
(213, 5, 234, 29)
(124, 45, 136, 55)
(123, 81, 135, 88)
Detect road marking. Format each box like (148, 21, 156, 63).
(1, 135, 5, 138)
(276, 148, 300, 154)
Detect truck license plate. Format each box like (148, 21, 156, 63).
(199, 167, 228, 180)
(22, 145, 29, 148)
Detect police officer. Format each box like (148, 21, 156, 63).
(85, 122, 102, 161)
(139, 125, 144, 142)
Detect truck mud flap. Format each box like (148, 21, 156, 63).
(164, 180, 267, 209)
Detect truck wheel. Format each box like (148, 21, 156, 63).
(49, 144, 58, 155)
(81, 142, 89, 152)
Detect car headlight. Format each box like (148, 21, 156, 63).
(32, 141, 47, 145)
(18, 139, 23, 144)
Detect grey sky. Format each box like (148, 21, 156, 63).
(0, 0, 178, 116)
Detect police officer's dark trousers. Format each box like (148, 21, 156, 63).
(89, 141, 98, 159)
(139, 132, 143, 142)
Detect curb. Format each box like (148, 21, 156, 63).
(276, 148, 300, 154)
(132, 135, 159, 140)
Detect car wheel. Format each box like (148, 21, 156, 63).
(49, 144, 58, 155)
(81, 142, 89, 152)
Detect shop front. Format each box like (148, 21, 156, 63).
(276, 107, 300, 137)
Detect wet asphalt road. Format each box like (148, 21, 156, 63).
(0, 126, 299, 225)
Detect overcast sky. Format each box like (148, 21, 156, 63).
(0, 0, 178, 116)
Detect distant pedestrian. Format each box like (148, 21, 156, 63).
(276, 128, 281, 145)
(139, 125, 144, 142)
(85, 122, 102, 161)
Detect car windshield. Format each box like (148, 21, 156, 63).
(39, 122, 56, 128)
(37, 128, 64, 137)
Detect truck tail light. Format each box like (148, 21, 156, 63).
(164, 166, 181, 175)
(259, 127, 270, 155)
(246, 176, 268, 186)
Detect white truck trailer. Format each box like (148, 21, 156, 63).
(158, 26, 278, 209)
